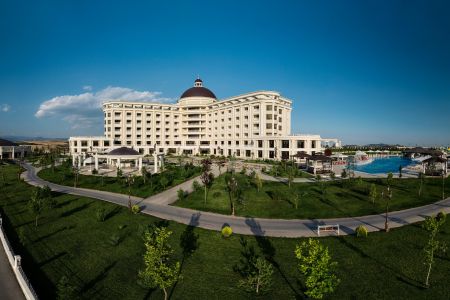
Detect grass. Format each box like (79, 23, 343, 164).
(38, 162, 201, 198)
(1, 162, 450, 299)
(174, 172, 450, 219)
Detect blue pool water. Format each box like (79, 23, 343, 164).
(352, 156, 415, 174)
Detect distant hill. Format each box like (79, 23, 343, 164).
(0, 135, 68, 142)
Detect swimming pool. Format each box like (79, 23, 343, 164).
(352, 156, 415, 174)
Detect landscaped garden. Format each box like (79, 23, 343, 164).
(1, 162, 450, 299)
(38, 160, 201, 198)
(260, 161, 314, 178)
(174, 171, 449, 219)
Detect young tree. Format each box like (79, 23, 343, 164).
(238, 257, 274, 294)
(200, 171, 214, 205)
(225, 173, 240, 216)
(398, 165, 403, 178)
(126, 175, 135, 210)
(369, 183, 377, 204)
(254, 173, 263, 192)
(295, 238, 340, 299)
(287, 166, 294, 188)
(29, 188, 45, 227)
(418, 172, 425, 197)
(138, 227, 181, 300)
(293, 191, 308, 210)
(381, 187, 393, 232)
(442, 174, 446, 200)
(422, 213, 447, 287)
(386, 172, 393, 188)
(160, 175, 169, 190)
(215, 157, 226, 175)
(72, 160, 79, 188)
(141, 166, 148, 184)
(340, 169, 347, 187)
(116, 167, 123, 178)
(329, 172, 336, 181)
(177, 189, 185, 201)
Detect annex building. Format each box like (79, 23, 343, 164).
(69, 78, 340, 161)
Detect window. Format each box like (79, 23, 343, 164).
(297, 140, 305, 148)
(266, 105, 272, 111)
(269, 140, 275, 148)
(266, 123, 272, 129)
(258, 140, 263, 148)
(312, 140, 317, 148)
(266, 114, 272, 120)
(281, 140, 289, 148)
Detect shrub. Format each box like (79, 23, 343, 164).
(18, 227, 28, 246)
(131, 205, 140, 214)
(118, 224, 126, 230)
(177, 189, 185, 201)
(96, 208, 106, 222)
(92, 168, 98, 175)
(261, 166, 266, 173)
(240, 166, 247, 175)
(221, 226, 233, 238)
(437, 211, 447, 222)
(192, 180, 202, 192)
(212, 191, 222, 198)
(355, 225, 368, 238)
(109, 234, 121, 246)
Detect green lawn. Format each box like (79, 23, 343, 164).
(38, 162, 201, 198)
(174, 172, 450, 219)
(1, 162, 450, 299)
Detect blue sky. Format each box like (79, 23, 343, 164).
(0, 0, 449, 145)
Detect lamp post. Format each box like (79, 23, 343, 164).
(381, 186, 392, 232)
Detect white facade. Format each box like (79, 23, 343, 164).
(69, 79, 340, 160)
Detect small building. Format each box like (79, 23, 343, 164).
(0, 139, 32, 159)
(402, 147, 445, 160)
(291, 151, 310, 167)
(421, 156, 447, 176)
(306, 154, 333, 174)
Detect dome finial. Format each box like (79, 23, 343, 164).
(194, 76, 203, 87)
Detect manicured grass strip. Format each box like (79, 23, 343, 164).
(1, 163, 449, 299)
(175, 173, 450, 219)
(38, 162, 201, 198)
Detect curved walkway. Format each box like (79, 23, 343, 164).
(22, 163, 450, 238)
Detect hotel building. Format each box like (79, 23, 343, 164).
(69, 78, 340, 160)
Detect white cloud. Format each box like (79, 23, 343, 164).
(1, 104, 10, 112)
(82, 85, 93, 91)
(35, 86, 173, 129)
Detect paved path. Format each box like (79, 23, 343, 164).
(0, 238, 25, 300)
(22, 163, 450, 238)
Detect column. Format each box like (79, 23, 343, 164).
(12, 147, 15, 159)
(78, 156, 81, 168)
(117, 158, 121, 169)
(95, 155, 98, 170)
(72, 154, 76, 166)
(138, 157, 142, 171)
(153, 153, 158, 173)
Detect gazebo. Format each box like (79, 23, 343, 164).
(306, 154, 333, 174)
(96, 147, 143, 171)
(421, 156, 447, 175)
(291, 151, 311, 166)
